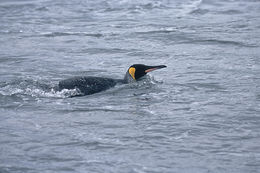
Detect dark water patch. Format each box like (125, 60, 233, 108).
(221, 9, 244, 15)
(23, 144, 44, 152)
(29, 153, 81, 163)
(236, 114, 260, 124)
(257, 94, 260, 101)
(0, 1, 37, 16)
(59, 107, 131, 114)
(185, 70, 217, 75)
(127, 51, 153, 57)
(49, 141, 87, 147)
(0, 1, 36, 8)
(39, 32, 103, 38)
(35, 6, 49, 12)
(135, 28, 177, 35)
(0, 94, 24, 109)
(0, 167, 10, 173)
(200, 0, 225, 7)
(80, 48, 139, 55)
(182, 38, 258, 48)
(190, 8, 209, 15)
(134, 29, 258, 48)
(185, 82, 226, 92)
(46, 167, 76, 172)
(0, 56, 28, 64)
(0, 166, 34, 173)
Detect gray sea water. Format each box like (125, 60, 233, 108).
(1, 0, 260, 172)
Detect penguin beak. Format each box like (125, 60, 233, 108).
(145, 65, 167, 73)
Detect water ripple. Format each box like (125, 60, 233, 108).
(39, 32, 103, 38)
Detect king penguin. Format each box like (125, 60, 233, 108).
(58, 64, 166, 96)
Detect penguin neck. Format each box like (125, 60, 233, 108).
(123, 71, 136, 84)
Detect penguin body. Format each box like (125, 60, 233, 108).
(58, 76, 120, 95)
(58, 64, 166, 96)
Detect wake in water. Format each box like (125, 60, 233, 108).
(0, 78, 81, 99)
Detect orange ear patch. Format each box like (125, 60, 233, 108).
(129, 67, 136, 80)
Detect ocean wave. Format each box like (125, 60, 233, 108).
(186, 38, 258, 48)
(39, 31, 103, 38)
(133, 26, 258, 48)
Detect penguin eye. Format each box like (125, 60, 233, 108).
(128, 67, 136, 80)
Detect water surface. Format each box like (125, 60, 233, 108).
(0, 0, 260, 172)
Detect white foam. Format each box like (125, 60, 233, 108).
(24, 88, 81, 98)
(0, 83, 81, 98)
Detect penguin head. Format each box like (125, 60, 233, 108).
(127, 64, 167, 80)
